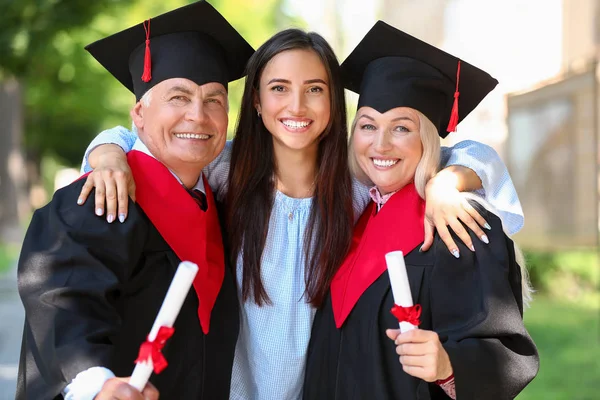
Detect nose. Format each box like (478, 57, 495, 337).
(373, 130, 392, 152)
(185, 101, 208, 123)
(288, 90, 307, 115)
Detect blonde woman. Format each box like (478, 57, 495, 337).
(303, 21, 538, 400)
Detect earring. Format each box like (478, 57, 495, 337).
(257, 110, 261, 117)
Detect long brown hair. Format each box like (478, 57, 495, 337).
(227, 29, 354, 307)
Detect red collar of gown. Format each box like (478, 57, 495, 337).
(127, 150, 225, 334)
(331, 182, 425, 328)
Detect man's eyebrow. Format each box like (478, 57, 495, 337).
(206, 89, 227, 97)
(166, 85, 194, 95)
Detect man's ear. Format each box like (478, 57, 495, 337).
(130, 101, 144, 131)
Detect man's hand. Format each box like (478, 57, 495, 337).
(386, 328, 453, 383)
(78, 145, 135, 224)
(95, 377, 159, 400)
(421, 167, 490, 256)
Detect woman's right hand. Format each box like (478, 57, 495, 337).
(77, 145, 135, 223)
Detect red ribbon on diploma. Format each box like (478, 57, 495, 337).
(391, 304, 422, 326)
(135, 326, 175, 373)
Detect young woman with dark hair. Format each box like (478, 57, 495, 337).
(228, 29, 353, 308)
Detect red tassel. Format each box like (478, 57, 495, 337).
(446, 60, 461, 133)
(141, 19, 152, 83)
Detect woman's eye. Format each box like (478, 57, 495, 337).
(393, 125, 410, 133)
(360, 124, 376, 131)
(270, 85, 285, 92)
(308, 86, 323, 93)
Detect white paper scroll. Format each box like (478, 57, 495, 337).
(385, 251, 417, 333)
(129, 261, 199, 391)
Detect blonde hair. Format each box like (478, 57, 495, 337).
(348, 109, 441, 199)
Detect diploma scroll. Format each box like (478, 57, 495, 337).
(385, 251, 418, 333)
(129, 261, 199, 391)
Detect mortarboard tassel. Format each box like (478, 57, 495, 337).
(446, 60, 461, 133)
(141, 19, 152, 83)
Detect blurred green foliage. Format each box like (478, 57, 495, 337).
(518, 296, 600, 400)
(0, 0, 129, 166)
(0, 0, 303, 167)
(525, 249, 599, 305)
(0, 242, 19, 274)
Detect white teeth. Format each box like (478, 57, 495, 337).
(373, 159, 398, 167)
(175, 133, 210, 139)
(282, 120, 310, 128)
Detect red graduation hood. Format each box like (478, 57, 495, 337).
(331, 183, 425, 328)
(128, 150, 224, 335)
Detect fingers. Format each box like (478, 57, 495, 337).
(399, 355, 426, 366)
(94, 177, 107, 218)
(445, 216, 473, 252)
(115, 171, 131, 222)
(78, 174, 95, 206)
(81, 170, 129, 224)
(104, 172, 118, 224)
(401, 362, 438, 382)
(420, 220, 434, 252)
(141, 381, 160, 400)
(434, 221, 460, 258)
(462, 201, 490, 243)
(395, 330, 447, 382)
(398, 352, 436, 382)
(394, 328, 437, 345)
(395, 342, 426, 357)
(80, 149, 134, 222)
(385, 328, 401, 341)
(96, 377, 145, 400)
(399, 347, 453, 383)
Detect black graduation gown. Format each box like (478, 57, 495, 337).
(304, 200, 539, 400)
(16, 178, 238, 400)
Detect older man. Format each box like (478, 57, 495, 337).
(16, 2, 253, 399)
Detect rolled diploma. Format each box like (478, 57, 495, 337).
(129, 261, 199, 391)
(385, 251, 417, 333)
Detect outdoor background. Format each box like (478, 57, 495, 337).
(1, 0, 599, 399)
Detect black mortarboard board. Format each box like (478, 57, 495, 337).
(85, 0, 254, 101)
(341, 21, 498, 137)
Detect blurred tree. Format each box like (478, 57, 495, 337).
(0, 0, 130, 182)
(0, 0, 300, 169)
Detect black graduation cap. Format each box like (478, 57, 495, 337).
(85, 0, 254, 101)
(341, 21, 498, 138)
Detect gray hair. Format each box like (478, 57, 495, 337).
(140, 88, 153, 108)
(348, 109, 441, 199)
(130, 89, 153, 136)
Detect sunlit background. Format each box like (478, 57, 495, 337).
(0, 0, 598, 398)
